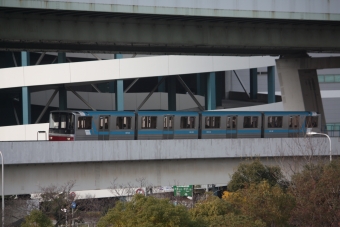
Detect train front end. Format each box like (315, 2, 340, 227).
(49, 111, 76, 141)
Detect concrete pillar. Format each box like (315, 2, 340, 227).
(225, 71, 232, 99)
(267, 66, 275, 103)
(250, 68, 258, 100)
(276, 58, 327, 126)
(206, 72, 216, 110)
(21, 51, 31, 124)
(58, 53, 67, 110)
(115, 54, 124, 110)
(167, 76, 176, 111)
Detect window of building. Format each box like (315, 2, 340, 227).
(305, 116, 318, 128)
(268, 116, 283, 128)
(141, 116, 157, 129)
(243, 116, 258, 128)
(180, 117, 195, 129)
(205, 117, 220, 129)
(116, 117, 132, 129)
(318, 74, 340, 83)
(78, 117, 92, 129)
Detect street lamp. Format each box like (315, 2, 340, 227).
(306, 128, 332, 162)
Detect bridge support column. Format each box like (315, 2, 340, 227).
(250, 68, 258, 100)
(275, 57, 339, 126)
(21, 51, 31, 124)
(206, 72, 216, 110)
(58, 53, 67, 110)
(115, 54, 124, 110)
(167, 76, 176, 111)
(267, 66, 275, 103)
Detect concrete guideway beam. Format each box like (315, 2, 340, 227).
(0, 55, 276, 90)
(1, 13, 340, 54)
(0, 138, 339, 195)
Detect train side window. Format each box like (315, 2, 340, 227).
(116, 117, 132, 129)
(141, 116, 157, 129)
(163, 116, 173, 129)
(243, 116, 258, 128)
(268, 116, 283, 128)
(78, 117, 92, 129)
(205, 117, 220, 129)
(289, 116, 300, 128)
(227, 116, 237, 128)
(99, 116, 109, 130)
(305, 116, 318, 128)
(180, 117, 195, 129)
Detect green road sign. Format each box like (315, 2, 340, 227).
(173, 185, 193, 196)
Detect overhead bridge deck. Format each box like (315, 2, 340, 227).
(0, 138, 339, 195)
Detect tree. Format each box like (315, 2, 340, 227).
(190, 193, 265, 227)
(98, 194, 199, 227)
(227, 159, 284, 192)
(21, 210, 53, 227)
(36, 180, 76, 226)
(289, 159, 340, 226)
(225, 181, 295, 227)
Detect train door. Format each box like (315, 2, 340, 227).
(98, 115, 110, 140)
(288, 115, 300, 137)
(163, 115, 174, 139)
(226, 116, 237, 138)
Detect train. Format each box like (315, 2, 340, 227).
(48, 110, 321, 141)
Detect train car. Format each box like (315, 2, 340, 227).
(201, 111, 262, 139)
(201, 111, 237, 139)
(49, 110, 322, 141)
(49, 110, 135, 141)
(262, 111, 321, 138)
(136, 111, 199, 140)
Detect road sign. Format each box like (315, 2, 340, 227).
(70, 191, 76, 199)
(71, 201, 76, 209)
(136, 188, 145, 194)
(173, 185, 193, 197)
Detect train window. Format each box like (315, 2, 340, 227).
(78, 117, 92, 129)
(227, 116, 237, 128)
(243, 116, 258, 128)
(205, 117, 220, 129)
(268, 116, 283, 128)
(116, 117, 132, 129)
(180, 117, 195, 129)
(289, 116, 300, 128)
(49, 113, 60, 129)
(305, 116, 318, 128)
(99, 116, 109, 130)
(141, 116, 157, 129)
(163, 116, 173, 129)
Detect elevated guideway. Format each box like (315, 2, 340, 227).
(1, 0, 340, 55)
(0, 138, 339, 195)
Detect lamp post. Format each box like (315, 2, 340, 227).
(306, 129, 332, 162)
(0, 151, 4, 227)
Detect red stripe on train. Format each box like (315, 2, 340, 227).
(49, 136, 74, 141)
